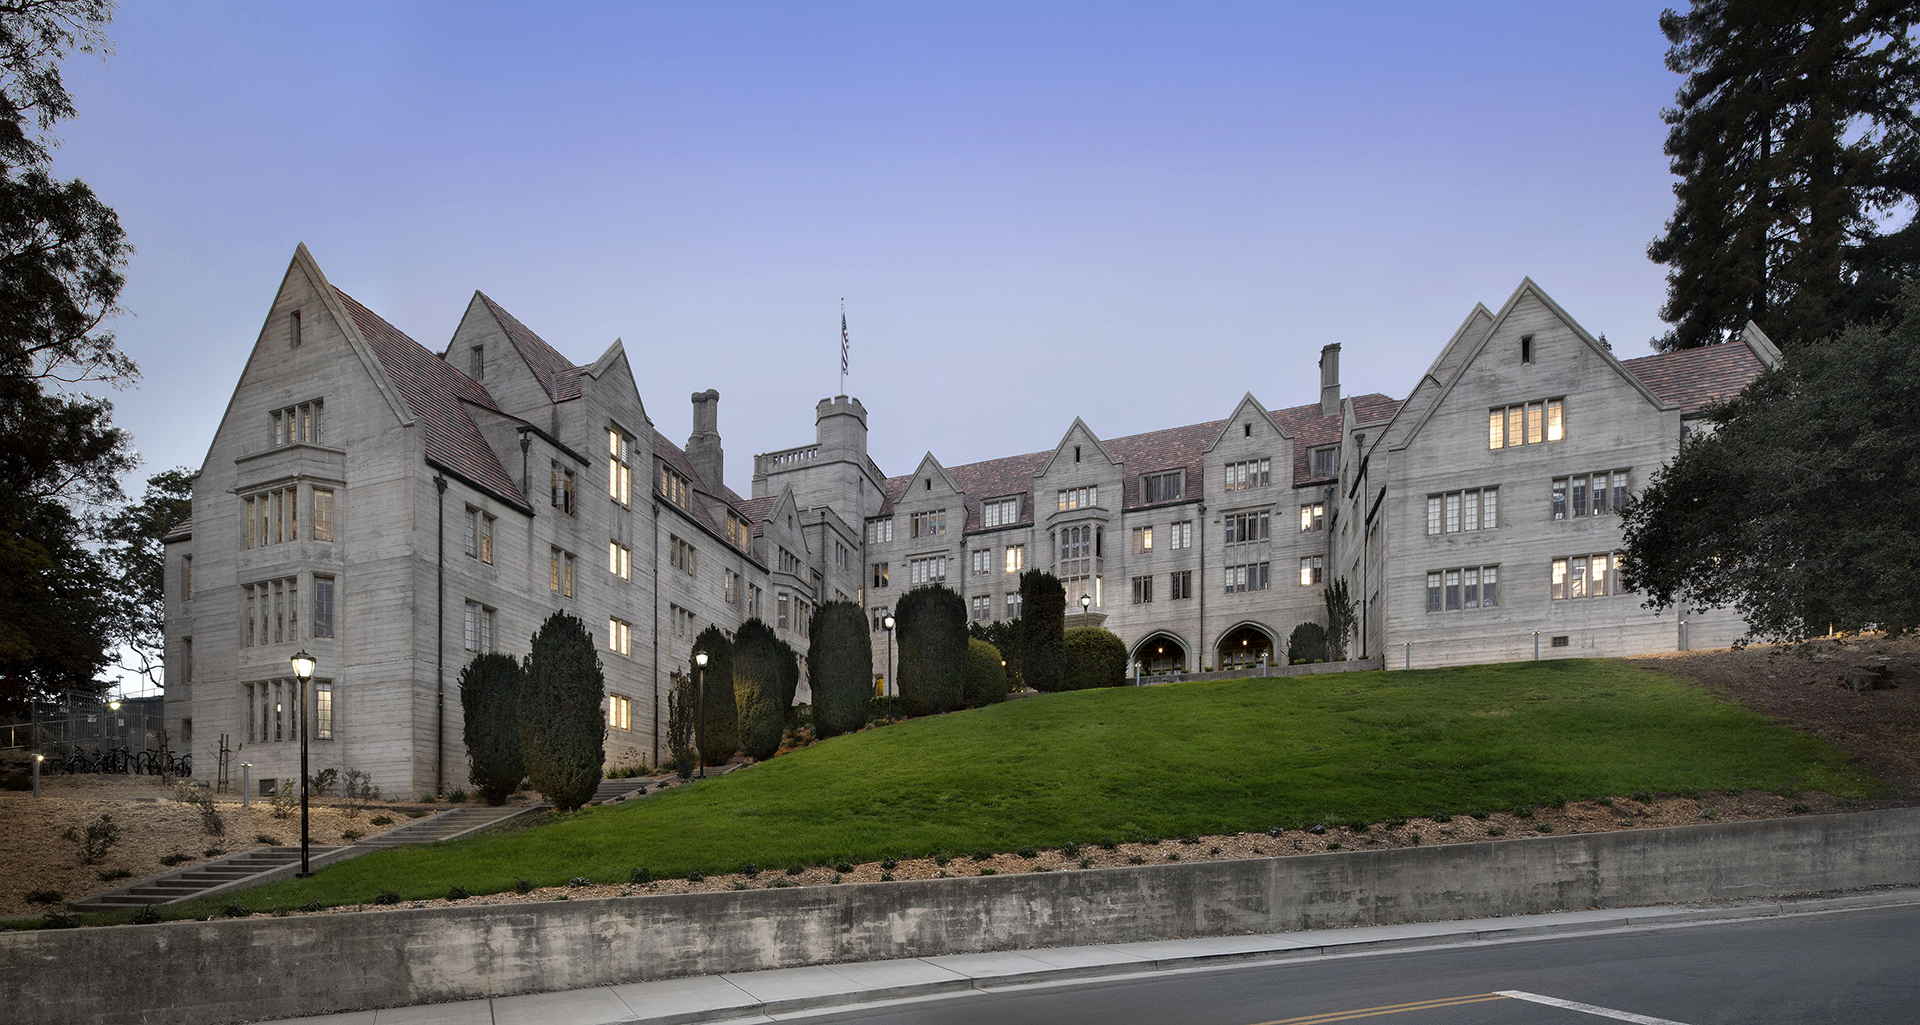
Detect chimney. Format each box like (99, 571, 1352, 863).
(1319, 343, 1341, 417)
(687, 389, 723, 492)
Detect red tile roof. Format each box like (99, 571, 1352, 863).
(1620, 343, 1766, 415)
(336, 288, 531, 512)
(475, 292, 584, 402)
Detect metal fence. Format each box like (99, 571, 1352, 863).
(1, 694, 165, 757)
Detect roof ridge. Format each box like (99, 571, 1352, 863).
(474, 291, 584, 402)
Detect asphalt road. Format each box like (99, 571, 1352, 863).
(797, 904, 1920, 1025)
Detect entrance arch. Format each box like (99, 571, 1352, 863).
(1216, 622, 1276, 671)
(1130, 632, 1189, 677)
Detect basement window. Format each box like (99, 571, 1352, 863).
(1551, 635, 1570, 648)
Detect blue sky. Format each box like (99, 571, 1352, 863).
(62, 1, 1684, 499)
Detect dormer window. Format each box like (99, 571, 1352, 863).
(1142, 471, 1183, 504)
(982, 496, 1020, 527)
(1311, 447, 1338, 479)
(1223, 459, 1269, 492)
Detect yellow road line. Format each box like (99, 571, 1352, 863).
(1250, 992, 1512, 1025)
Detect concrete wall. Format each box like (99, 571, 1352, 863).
(8, 807, 1917, 1025)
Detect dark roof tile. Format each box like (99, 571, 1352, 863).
(1620, 344, 1765, 415)
(475, 292, 583, 401)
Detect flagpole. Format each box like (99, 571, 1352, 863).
(839, 298, 848, 397)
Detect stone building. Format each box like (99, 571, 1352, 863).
(163, 250, 1774, 797)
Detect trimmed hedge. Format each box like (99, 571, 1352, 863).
(1019, 570, 1067, 692)
(895, 584, 967, 716)
(1287, 621, 1328, 664)
(518, 612, 605, 811)
(1062, 626, 1128, 690)
(731, 619, 786, 761)
(808, 601, 872, 738)
(965, 637, 1008, 707)
(666, 671, 698, 778)
(459, 652, 524, 806)
(690, 625, 738, 763)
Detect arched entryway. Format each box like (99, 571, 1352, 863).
(1131, 632, 1189, 677)
(1216, 623, 1276, 671)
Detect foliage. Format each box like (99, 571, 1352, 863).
(776, 636, 800, 711)
(689, 624, 737, 763)
(665, 671, 697, 779)
(459, 652, 524, 806)
(270, 781, 295, 819)
(1287, 622, 1328, 665)
(808, 600, 872, 739)
(173, 782, 223, 836)
(1018, 571, 1066, 692)
(894, 584, 967, 716)
(61, 812, 117, 864)
(731, 618, 786, 761)
(969, 618, 1021, 690)
(342, 769, 379, 815)
(1623, 284, 1920, 640)
(1648, 1, 1920, 350)
(519, 612, 606, 811)
(92, 466, 193, 689)
(1061, 627, 1127, 690)
(1323, 579, 1357, 660)
(964, 637, 1007, 707)
(306, 767, 337, 797)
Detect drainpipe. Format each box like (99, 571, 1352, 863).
(652, 501, 662, 766)
(1196, 501, 1207, 670)
(434, 473, 447, 798)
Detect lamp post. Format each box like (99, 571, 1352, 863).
(32, 753, 42, 798)
(290, 650, 316, 877)
(694, 651, 707, 779)
(882, 614, 895, 724)
(1080, 593, 1092, 624)
(107, 698, 120, 747)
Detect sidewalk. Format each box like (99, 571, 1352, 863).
(273, 887, 1920, 1025)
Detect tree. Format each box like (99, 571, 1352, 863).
(665, 670, 697, 779)
(1287, 622, 1328, 665)
(969, 617, 1021, 690)
(731, 618, 786, 761)
(1061, 627, 1126, 690)
(1323, 579, 1357, 661)
(517, 612, 604, 811)
(458, 652, 523, 806)
(1018, 570, 1066, 693)
(1622, 283, 1920, 641)
(776, 637, 800, 713)
(689, 624, 737, 764)
(808, 600, 872, 739)
(894, 584, 966, 716)
(964, 637, 1007, 707)
(96, 466, 193, 689)
(1648, 1, 1920, 351)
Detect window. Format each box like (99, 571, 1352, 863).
(779, 547, 802, 574)
(1005, 544, 1024, 573)
(1424, 569, 1498, 613)
(971, 549, 992, 575)
(1488, 398, 1565, 449)
(1224, 510, 1270, 544)
(465, 601, 495, 653)
(289, 309, 302, 348)
(1223, 459, 1270, 492)
(1224, 562, 1271, 594)
(1169, 570, 1193, 600)
(1298, 556, 1324, 586)
(670, 536, 696, 576)
(181, 555, 193, 600)
(551, 463, 576, 515)
(314, 682, 332, 740)
(866, 518, 894, 544)
(1056, 486, 1097, 510)
(1006, 592, 1022, 619)
(243, 578, 300, 646)
(465, 508, 495, 564)
(1521, 334, 1534, 365)
(312, 577, 335, 638)
(312, 488, 334, 541)
(1552, 471, 1629, 520)
(1311, 447, 1338, 479)
(909, 555, 947, 584)
(669, 604, 695, 638)
(1300, 503, 1325, 532)
(836, 541, 850, 571)
(1551, 554, 1623, 600)
(1426, 487, 1498, 535)
(244, 486, 301, 549)
(872, 607, 890, 631)
(609, 541, 632, 580)
(548, 547, 576, 597)
(971, 595, 991, 622)
(726, 511, 750, 549)
(608, 429, 634, 505)
(608, 616, 632, 656)
(1132, 526, 1153, 554)
(470, 345, 485, 381)
(748, 585, 761, 618)
(872, 562, 889, 588)
(1142, 471, 1183, 504)
(983, 496, 1020, 527)
(1131, 575, 1153, 604)
(1168, 521, 1193, 550)
(910, 510, 946, 538)
(607, 694, 631, 731)
(777, 593, 791, 629)
(182, 637, 193, 684)
(271, 400, 323, 447)
(659, 465, 689, 508)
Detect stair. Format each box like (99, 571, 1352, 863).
(354, 803, 539, 847)
(70, 847, 339, 911)
(590, 777, 655, 805)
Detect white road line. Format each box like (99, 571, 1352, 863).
(1495, 990, 1694, 1025)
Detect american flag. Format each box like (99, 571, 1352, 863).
(840, 302, 849, 377)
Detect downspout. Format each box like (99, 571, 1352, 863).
(434, 473, 447, 798)
(1196, 501, 1207, 670)
(651, 501, 661, 766)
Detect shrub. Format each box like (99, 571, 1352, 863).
(731, 619, 788, 761)
(130, 906, 161, 925)
(1062, 627, 1127, 690)
(449, 788, 468, 803)
(460, 651, 525, 806)
(445, 885, 469, 901)
(253, 833, 280, 846)
(1019, 571, 1067, 692)
(368, 815, 393, 826)
(964, 638, 1008, 707)
(40, 913, 79, 929)
(1324, 579, 1357, 660)
(515, 878, 535, 894)
(159, 852, 189, 867)
(689, 625, 739, 764)
(97, 867, 131, 881)
(809, 601, 874, 738)
(342, 769, 379, 815)
(628, 867, 652, 885)
(666, 671, 698, 779)
(270, 783, 295, 819)
(1286, 621, 1328, 664)
(374, 889, 401, 905)
(25, 889, 61, 904)
(307, 767, 338, 797)
(970, 619, 1022, 691)
(174, 782, 225, 835)
(62, 813, 120, 864)
(519, 612, 607, 811)
(776, 637, 801, 712)
(895, 584, 967, 716)
(223, 902, 253, 918)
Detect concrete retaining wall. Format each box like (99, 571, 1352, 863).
(7, 807, 1918, 1025)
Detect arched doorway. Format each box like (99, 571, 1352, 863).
(1131, 633, 1189, 677)
(1216, 623, 1276, 671)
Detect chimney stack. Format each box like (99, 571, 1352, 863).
(1319, 344, 1341, 417)
(687, 389, 723, 493)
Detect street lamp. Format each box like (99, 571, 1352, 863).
(694, 651, 708, 779)
(290, 649, 316, 877)
(882, 614, 896, 723)
(1080, 593, 1092, 623)
(32, 753, 42, 799)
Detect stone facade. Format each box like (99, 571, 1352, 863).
(164, 253, 1776, 797)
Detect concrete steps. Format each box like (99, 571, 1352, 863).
(354, 803, 539, 847)
(590, 777, 656, 805)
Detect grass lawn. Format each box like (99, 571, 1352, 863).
(158, 658, 1874, 919)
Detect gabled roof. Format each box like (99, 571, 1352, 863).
(336, 288, 530, 512)
(162, 517, 192, 543)
(653, 429, 760, 556)
(1619, 340, 1770, 416)
(474, 292, 584, 402)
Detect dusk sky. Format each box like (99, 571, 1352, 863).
(64, 1, 1686, 501)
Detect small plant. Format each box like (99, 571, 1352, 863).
(342, 769, 379, 816)
(223, 902, 253, 918)
(1630, 792, 1652, 803)
(1209, 846, 1222, 855)
(1348, 822, 1370, 834)
(1680, 787, 1700, 800)
(1470, 811, 1490, 820)
(308, 767, 339, 796)
(686, 871, 705, 883)
(1725, 787, 1743, 797)
(785, 865, 804, 876)
(1060, 843, 1080, 857)
(1698, 808, 1718, 820)
(369, 815, 394, 826)
(1266, 826, 1282, 837)
(446, 885, 470, 901)
(1487, 826, 1507, 836)
(629, 867, 652, 885)
(1326, 842, 1342, 850)
(1792, 802, 1812, 814)
(449, 789, 469, 803)
(341, 830, 362, 842)
(1016, 847, 1038, 859)
(969, 852, 990, 862)
(768, 878, 792, 888)
(730, 881, 748, 890)
(1143, 837, 1162, 845)
(1511, 807, 1534, 819)
(835, 861, 855, 873)
(934, 854, 951, 866)
(1432, 812, 1453, 822)
(63, 813, 121, 865)
(1098, 837, 1117, 850)
(418, 794, 437, 804)
(25, 889, 62, 904)
(159, 852, 190, 867)
(254, 834, 281, 846)
(567, 876, 591, 887)
(1535, 823, 1554, 833)
(979, 868, 997, 876)
(97, 868, 132, 882)
(1127, 854, 1146, 865)
(1166, 852, 1181, 861)
(130, 906, 161, 925)
(1079, 856, 1094, 869)
(301, 901, 322, 913)
(831, 874, 842, 884)
(880, 872, 894, 882)
(741, 862, 760, 878)
(1179, 834, 1200, 845)
(881, 857, 899, 870)
(1594, 797, 1613, 807)
(174, 783, 225, 836)
(1308, 824, 1326, 835)
(202, 847, 225, 858)
(271, 783, 296, 820)
(1409, 834, 1422, 844)
(40, 913, 80, 930)
(374, 889, 401, 905)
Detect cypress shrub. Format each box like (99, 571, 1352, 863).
(690, 625, 738, 764)
(970, 619, 1022, 691)
(895, 584, 967, 716)
(459, 652, 524, 806)
(808, 600, 872, 738)
(666, 670, 698, 779)
(964, 637, 1008, 707)
(1287, 621, 1328, 664)
(777, 638, 801, 711)
(732, 619, 786, 761)
(1019, 570, 1067, 692)
(518, 612, 605, 812)
(1062, 627, 1128, 690)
